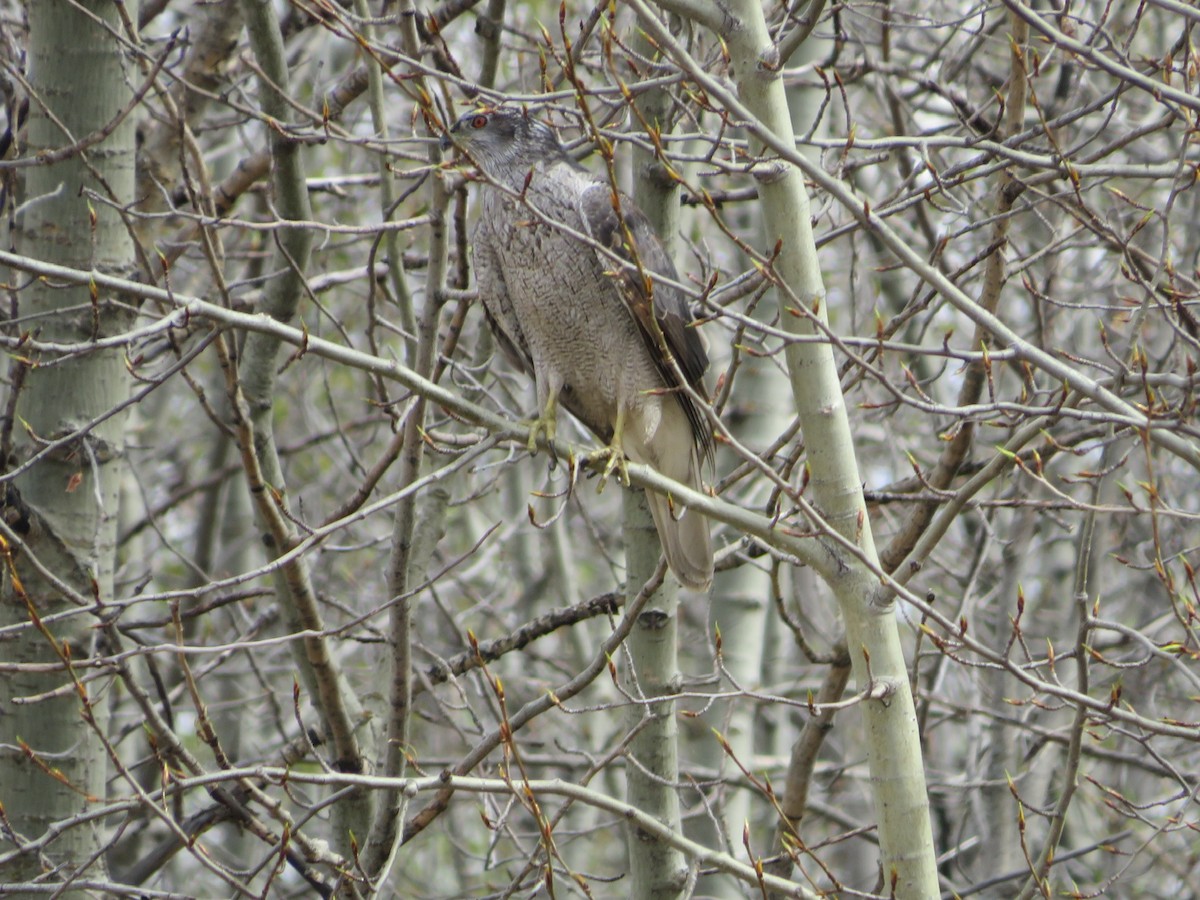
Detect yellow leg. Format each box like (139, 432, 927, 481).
(527, 390, 558, 457)
(587, 405, 629, 491)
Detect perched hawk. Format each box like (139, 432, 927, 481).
(442, 107, 714, 590)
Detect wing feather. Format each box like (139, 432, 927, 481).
(578, 182, 713, 463)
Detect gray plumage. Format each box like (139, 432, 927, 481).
(443, 107, 714, 590)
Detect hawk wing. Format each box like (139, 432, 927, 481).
(577, 182, 713, 463)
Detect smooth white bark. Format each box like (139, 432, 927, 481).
(0, 1, 136, 891)
(639, 2, 940, 894)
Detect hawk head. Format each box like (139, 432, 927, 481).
(440, 107, 566, 179)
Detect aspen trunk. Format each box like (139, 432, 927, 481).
(0, 1, 136, 892)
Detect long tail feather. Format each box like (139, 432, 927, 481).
(621, 398, 713, 589)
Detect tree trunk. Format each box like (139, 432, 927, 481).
(0, 1, 136, 891)
(640, 2, 940, 894)
(622, 64, 690, 898)
(622, 491, 689, 899)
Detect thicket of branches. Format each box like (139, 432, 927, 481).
(1, 1, 1198, 898)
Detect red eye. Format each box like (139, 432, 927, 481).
(471, 114, 488, 129)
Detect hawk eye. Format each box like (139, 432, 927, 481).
(470, 114, 488, 129)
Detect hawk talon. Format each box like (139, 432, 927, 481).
(587, 405, 628, 492)
(586, 444, 630, 492)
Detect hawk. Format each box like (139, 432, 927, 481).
(442, 107, 714, 590)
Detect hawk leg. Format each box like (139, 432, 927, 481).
(586, 404, 630, 491)
(527, 384, 560, 463)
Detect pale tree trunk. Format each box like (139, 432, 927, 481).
(699, 121, 788, 900)
(0, 0, 136, 892)
(639, 1, 940, 895)
(767, 16, 863, 890)
(704, 18, 836, 898)
(621, 54, 689, 899)
(622, 492, 688, 898)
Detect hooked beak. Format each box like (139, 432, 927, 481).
(439, 132, 454, 152)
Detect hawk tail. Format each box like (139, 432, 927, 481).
(646, 483, 713, 591)
(622, 401, 713, 591)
